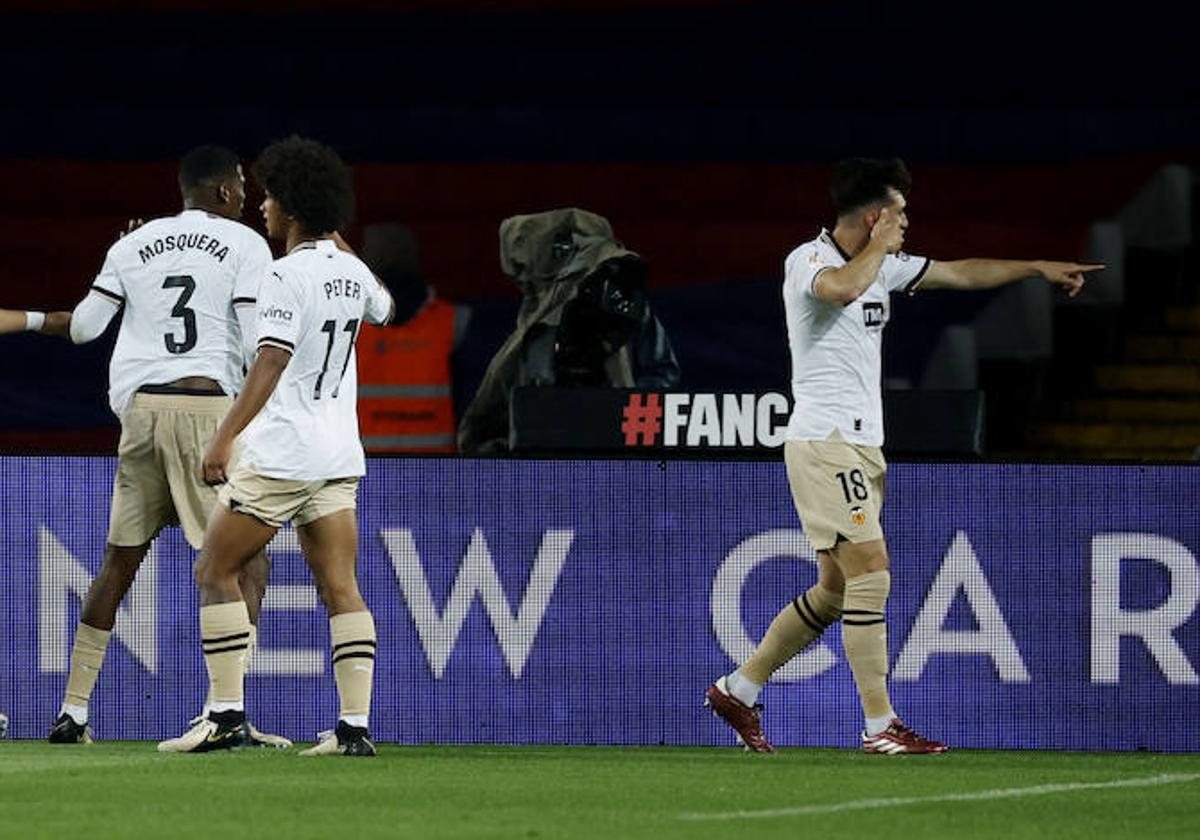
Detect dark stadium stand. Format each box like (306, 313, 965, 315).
(0, 160, 1156, 306)
(0, 159, 1184, 458)
(0, 0, 1194, 458)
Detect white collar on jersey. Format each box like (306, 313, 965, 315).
(287, 238, 336, 254)
(819, 228, 854, 263)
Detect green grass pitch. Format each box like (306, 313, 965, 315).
(1, 742, 1198, 839)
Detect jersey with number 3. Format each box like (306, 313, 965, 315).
(92, 209, 272, 416)
(241, 239, 393, 480)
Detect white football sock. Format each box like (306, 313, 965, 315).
(865, 713, 896, 736)
(60, 702, 88, 725)
(725, 670, 762, 706)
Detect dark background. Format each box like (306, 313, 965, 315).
(0, 0, 1195, 454)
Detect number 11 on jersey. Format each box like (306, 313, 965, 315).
(314, 318, 359, 399)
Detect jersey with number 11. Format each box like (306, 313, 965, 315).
(242, 239, 393, 481)
(91, 209, 272, 416)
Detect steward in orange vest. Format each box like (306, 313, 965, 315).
(357, 223, 463, 453)
(358, 298, 458, 452)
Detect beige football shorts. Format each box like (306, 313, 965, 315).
(108, 392, 233, 550)
(216, 462, 358, 529)
(784, 433, 887, 551)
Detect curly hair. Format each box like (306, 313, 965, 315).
(253, 136, 354, 235)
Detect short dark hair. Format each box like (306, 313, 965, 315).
(178, 145, 241, 193)
(830, 158, 912, 217)
(253, 136, 354, 235)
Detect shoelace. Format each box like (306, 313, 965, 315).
(889, 722, 933, 744)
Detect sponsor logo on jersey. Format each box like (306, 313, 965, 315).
(261, 305, 294, 322)
(862, 301, 885, 328)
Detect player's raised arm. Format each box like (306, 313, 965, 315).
(813, 206, 904, 305)
(920, 259, 1105, 297)
(364, 273, 395, 326)
(331, 231, 396, 324)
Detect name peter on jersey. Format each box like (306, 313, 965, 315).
(137, 232, 231, 264)
(324, 278, 362, 300)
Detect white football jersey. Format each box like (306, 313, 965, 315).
(239, 239, 393, 481)
(92, 209, 272, 416)
(782, 228, 930, 446)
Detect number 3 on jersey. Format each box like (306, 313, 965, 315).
(314, 318, 360, 399)
(162, 274, 197, 354)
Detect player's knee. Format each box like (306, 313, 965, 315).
(843, 569, 891, 615)
(101, 544, 147, 577)
(193, 551, 223, 589)
(239, 551, 270, 591)
(317, 578, 365, 614)
(838, 540, 889, 574)
(802, 584, 844, 625)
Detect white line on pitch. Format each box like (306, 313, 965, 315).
(678, 773, 1200, 821)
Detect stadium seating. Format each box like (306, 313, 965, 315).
(0, 158, 1183, 457)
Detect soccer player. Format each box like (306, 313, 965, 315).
(158, 136, 394, 756)
(705, 158, 1102, 754)
(11, 147, 287, 747)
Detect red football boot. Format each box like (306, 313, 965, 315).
(703, 676, 775, 754)
(861, 719, 948, 754)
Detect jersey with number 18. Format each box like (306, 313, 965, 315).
(782, 228, 930, 447)
(243, 239, 393, 481)
(91, 209, 272, 416)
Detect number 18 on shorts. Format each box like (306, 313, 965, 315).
(784, 438, 887, 551)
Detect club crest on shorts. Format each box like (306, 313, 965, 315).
(849, 506, 867, 527)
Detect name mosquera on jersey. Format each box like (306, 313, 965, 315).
(93, 210, 273, 417)
(136, 232, 231, 264)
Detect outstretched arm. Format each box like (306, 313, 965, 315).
(201, 346, 291, 485)
(0, 308, 72, 337)
(921, 259, 1104, 297)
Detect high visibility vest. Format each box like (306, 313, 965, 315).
(357, 297, 457, 453)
